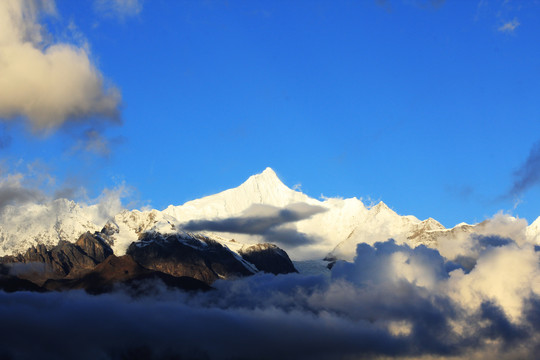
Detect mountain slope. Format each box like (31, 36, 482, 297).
(163, 167, 317, 221)
(0, 199, 104, 256)
(0, 167, 539, 263)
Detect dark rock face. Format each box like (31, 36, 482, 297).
(0, 228, 300, 294)
(44, 254, 211, 294)
(0, 232, 113, 283)
(239, 243, 298, 275)
(127, 233, 256, 284)
(75, 232, 114, 264)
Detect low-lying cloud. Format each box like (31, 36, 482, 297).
(183, 203, 327, 247)
(1, 232, 539, 359)
(0, 0, 121, 133)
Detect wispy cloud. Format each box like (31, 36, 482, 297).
(94, 0, 143, 19)
(498, 18, 520, 33)
(70, 129, 124, 157)
(509, 141, 540, 197)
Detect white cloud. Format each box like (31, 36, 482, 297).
(0, 0, 121, 134)
(447, 243, 540, 321)
(1, 204, 540, 357)
(498, 18, 520, 33)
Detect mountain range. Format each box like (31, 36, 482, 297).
(1, 167, 539, 265)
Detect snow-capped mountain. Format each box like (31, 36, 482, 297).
(0, 199, 103, 256)
(526, 216, 540, 245)
(163, 168, 316, 220)
(0, 167, 539, 261)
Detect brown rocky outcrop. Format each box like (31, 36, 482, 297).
(44, 254, 210, 294)
(238, 243, 298, 275)
(0, 232, 113, 284)
(126, 233, 256, 284)
(0, 229, 299, 293)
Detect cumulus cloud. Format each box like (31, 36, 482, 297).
(183, 203, 327, 247)
(476, 212, 528, 245)
(447, 242, 540, 321)
(332, 240, 448, 289)
(94, 0, 143, 19)
(1, 236, 539, 359)
(498, 18, 520, 33)
(431, 212, 529, 265)
(0, 0, 121, 133)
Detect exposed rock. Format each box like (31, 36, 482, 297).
(44, 254, 210, 295)
(127, 233, 256, 284)
(75, 232, 114, 263)
(239, 243, 297, 275)
(0, 232, 113, 283)
(0, 227, 299, 293)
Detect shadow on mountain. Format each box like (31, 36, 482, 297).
(126, 233, 257, 284)
(44, 254, 211, 295)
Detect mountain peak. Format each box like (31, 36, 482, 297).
(244, 167, 284, 187)
(259, 167, 279, 180)
(371, 201, 389, 211)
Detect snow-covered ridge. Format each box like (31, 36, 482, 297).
(0, 167, 539, 260)
(163, 167, 317, 221)
(0, 198, 103, 256)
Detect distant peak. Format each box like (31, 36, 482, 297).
(251, 167, 281, 183)
(241, 167, 289, 191)
(421, 217, 445, 230)
(372, 201, 389, 210)
(261, 167, 277, 177)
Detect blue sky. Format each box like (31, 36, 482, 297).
(1, 0, 540, 227)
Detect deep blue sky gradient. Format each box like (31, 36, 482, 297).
(3, 0, 540, 227)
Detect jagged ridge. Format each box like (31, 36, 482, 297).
(0, 167, 539, 263)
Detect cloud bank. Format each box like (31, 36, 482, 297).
(1, 226, 539, 359)
(0, 0, 121, 133)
